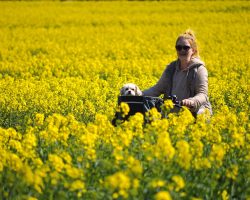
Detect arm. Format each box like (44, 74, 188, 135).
(185, 66, 209, 112)
(142, 67, 170, 97)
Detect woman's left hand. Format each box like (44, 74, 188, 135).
(182, 99, 195, 108)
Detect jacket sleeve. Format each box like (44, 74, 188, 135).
(142, 68, 169, 97)
(188, 65, 209, 112)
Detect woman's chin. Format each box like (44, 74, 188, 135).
(179, 55, 192, 61)
(178, 54, 188, 58)
(179, 57, 188, 61)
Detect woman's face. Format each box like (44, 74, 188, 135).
(176, 38, 194, 62)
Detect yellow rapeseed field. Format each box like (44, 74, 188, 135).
(0, 1, 249, 199)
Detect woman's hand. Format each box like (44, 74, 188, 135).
(182, 99, 195, 108)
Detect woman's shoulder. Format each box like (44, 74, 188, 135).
(189, 58, 206, 72)
(196, 65, 208, 77)
(190, 57, 205, 66)
(189, 58, 207, 76)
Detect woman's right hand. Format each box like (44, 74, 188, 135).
(181, 99, 195, 108)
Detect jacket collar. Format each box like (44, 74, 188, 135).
(176, 57, 204, 72)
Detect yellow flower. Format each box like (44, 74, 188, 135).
(22, 165, 44, 193)
(162, 100, 174, 114)
(175, 140, 192, 170)
(22, 165, 34, 185)
(7, 153, 23, 172)
(191, 198, 203, 200)
(50, 171, 60, 186)
(65, 164, 82, 179)
(69, 180, 85, 192)
(8, 139, 22, 152)
(172, 175, 185, 192)
(48, 154, 64, 172)
(35, 113, 44, 126)
(126, 156, 143, 175)
(105, 172, 130, 198)
(33, 170, 45, 193)
(27, 197, 38, 200)
(155, 191, 172, 200)
(119, 102, 130, 117)
(150, 179, 166, 188)
(226, 165, 238, 180)
(231, 132, 245, 148)
(33, 158, 43, 167)
(190, 139, 204, 157)
(146, 108, 162, 122)
(154, 132, 175, 162)
(132, 178, 140, 189)
(60, 152, 72, 164)
(106, 172, 130, 190)
(193, 158, 211, 170)
(22, 132, 37, 150)
(112, 192, 119, 199)
(209, 144, 225, 167)
(222, 190, 229, 200)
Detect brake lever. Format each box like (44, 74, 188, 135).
(167, 95, 182, 108)
(174, 100, 182, 108)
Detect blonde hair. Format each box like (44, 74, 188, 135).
(176, 29, 199, 57)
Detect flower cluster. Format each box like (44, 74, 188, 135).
(0, 1, 249, 200)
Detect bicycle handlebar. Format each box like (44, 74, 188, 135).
(166, 95, 182, 108)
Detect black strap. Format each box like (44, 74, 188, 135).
(163, 61, 176, 100)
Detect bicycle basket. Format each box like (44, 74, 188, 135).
(112, 96, 164, 124)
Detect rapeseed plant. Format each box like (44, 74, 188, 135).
(0, 1, 249, 199)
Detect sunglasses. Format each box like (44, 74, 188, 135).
(175, 45, 191, 51)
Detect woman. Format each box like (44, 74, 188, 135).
(143, 29, 212, 116)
